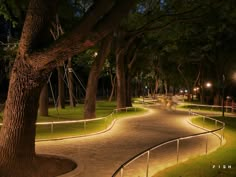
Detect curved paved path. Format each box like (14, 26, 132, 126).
(36, 106, 221, 177)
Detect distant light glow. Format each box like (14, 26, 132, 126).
(206, 82, 212, 88)
(233, 73, 236, 81)
(93, 52, 98, 57)
(226, 96, 231, 99)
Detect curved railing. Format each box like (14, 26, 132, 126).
(112, 110, 225, 177)
(181, 103, 236, 113)
(0, 107, 139, 141)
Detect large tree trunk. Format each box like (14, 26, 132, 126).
(0, 59, 45, 176)
(0, 0, 56, 175)
(57, 66, 65, 109)
(126, 74, 132, 107)
(0, 0, 136, 175)
(84, 35, 112, 119)
(39, 84, 48, 116)
(68, 58, 76, 107)
(155, 78, 159, 95)
(109, 75, 116, 102)
(116, 50, 127, 108)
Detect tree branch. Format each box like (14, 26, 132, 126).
(127, 5, 202, 36)
(18, 0, 58, 55)
(28, 0, 137, 71)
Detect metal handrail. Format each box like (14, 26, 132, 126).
(182, 103, 236, 110)
(0, 106, 136, 126)
(112, 110, 225, 177)
(0, 106, 138, 140)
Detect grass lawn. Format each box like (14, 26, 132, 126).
(37, 101, 117, 122)
(36, 105, 146, 140)
(0, 101, 118, 122)
(177, 104, 222, 112)
(153, 116, 236, 177)
(0, 101, 147, 140)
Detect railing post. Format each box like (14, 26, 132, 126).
(105, 117, 107, 128)
(203, 116, 205, 128)
(84, 121, 87, 131)
(135, 107, 137, 112)
(177, 139, 180, 163)
(205, 133, 208, 154)
(120, 167, 124, 177)
(146, 151, 150, 177)
(215, 120, 217, 128)
(221, 127, 224, 146)
(51, 122, 54, 133)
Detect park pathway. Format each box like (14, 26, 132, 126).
(36, 106, 221, 177)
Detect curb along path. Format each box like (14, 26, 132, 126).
(36, 106, 220, 177)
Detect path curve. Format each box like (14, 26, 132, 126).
(36, 106, 221, 177)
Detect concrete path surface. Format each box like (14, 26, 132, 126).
(36, 106, 222, 177)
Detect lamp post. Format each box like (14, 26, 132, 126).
(222, 74, 225, 117)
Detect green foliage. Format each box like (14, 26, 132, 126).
(0, 0, 28, 27)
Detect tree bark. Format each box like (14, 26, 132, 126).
(126, 74, 132, 107)
(57, 66, 65, 109)
(116, 49, 127, 108)
(39, 84, 48, 116)
(155, 78, 159, 95)
(28, 0, 137, 70)
(0, 58, 47, 176)
(0, 0, 56, 175)
(109, 75, 116, 102)
(68, 58, 76, 107)
(84, 35, 112, 119)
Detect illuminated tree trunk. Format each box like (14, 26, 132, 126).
(109, 74, 116, 102)
(57, 66, 65, 109)
(0, 58, 46, 176)
(116, 49, 127, 108)
(68, 58, 76, 107)
(84, 35, 112, 118)
(39, 84, 48, 116)
(126, 74, 132, 107)
(0, 0, 136, 175)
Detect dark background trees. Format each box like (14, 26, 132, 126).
(0, 0, 236, 176)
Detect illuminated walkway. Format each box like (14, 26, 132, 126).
(36, 106, 221, 177)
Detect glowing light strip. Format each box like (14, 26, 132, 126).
(0, 107, 137, 126)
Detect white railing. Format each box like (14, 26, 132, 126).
(112, 110, 225, 177)
(181, 103, 236, 113)
(0, 107, 138, 141)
